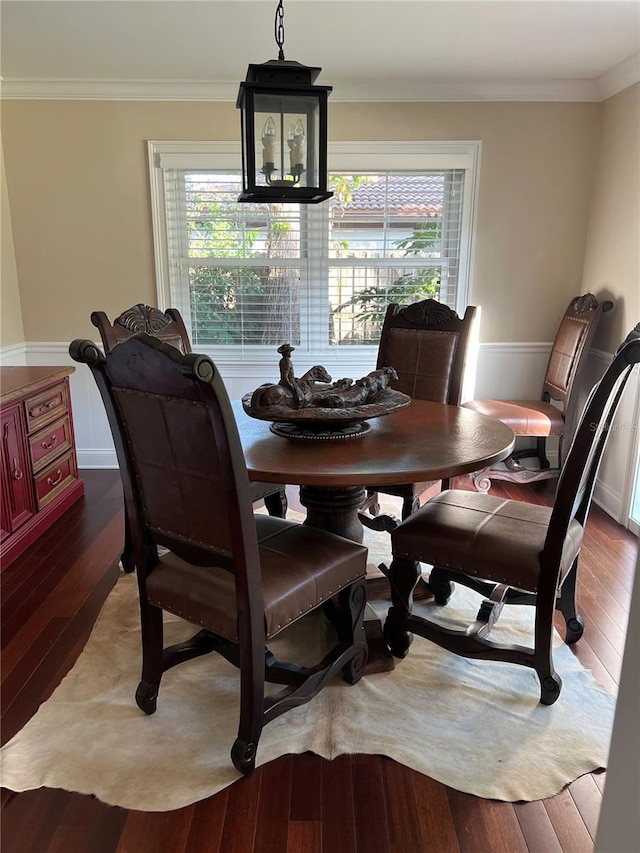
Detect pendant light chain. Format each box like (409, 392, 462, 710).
(275, 0, 285, 60)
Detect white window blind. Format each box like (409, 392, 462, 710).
(151, 141, 480, 358)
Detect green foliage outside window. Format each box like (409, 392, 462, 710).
(187, 190, 298, 345)
(185, 174, 448, 346)
(189, 266, 264, 345)
(333, 218, 444, 344)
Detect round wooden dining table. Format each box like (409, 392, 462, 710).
(235, 398, 514, 673)
(234, 399, 515, 543)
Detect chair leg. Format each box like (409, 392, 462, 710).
(232, 643, 265, 775)
(401, 496, 420, 521)
(534, 596, 562, 706)
(264, 487, 288, 519)
(135, 599, 164, 715)
(120, 515, 136, 573)
(536, 437, 551, 470)
(338, 580, 368, 684)
(471, 468, 492, 493)
(428, 566, 454, 605)
(360, 489, 380, 516)
(558, 557, 585, 644)
(231, 736, 261, 775)
(384, 556, 421, 658)
(539, 669, 562, 706)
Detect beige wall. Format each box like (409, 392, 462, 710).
(1, 98, 600, 344)
(1, 130, 25, 347)
(332, 102, 600, 343)
(581, 83, 640, 352)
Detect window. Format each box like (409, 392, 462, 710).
(149, 141, 480, 362)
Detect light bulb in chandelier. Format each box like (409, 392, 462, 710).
(287, 120, 306, 173)
(262, 117, 277, 169)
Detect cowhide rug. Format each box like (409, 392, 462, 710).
(0, 509, 615, 812)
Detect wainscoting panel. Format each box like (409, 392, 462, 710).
(471, 342, 551, 400)
(3, 341, 637, 529)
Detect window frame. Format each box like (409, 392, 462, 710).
(148, 139, 481, 369)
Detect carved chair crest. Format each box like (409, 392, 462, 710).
(114, 304, 174, 335)
(568, 293, 598, 315)
(398, 299, 459, 327)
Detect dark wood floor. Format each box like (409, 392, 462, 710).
(1, 470, 637, 853)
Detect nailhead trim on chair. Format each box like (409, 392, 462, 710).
(151, 570, 365, 641)
(393, 549, 531, 592)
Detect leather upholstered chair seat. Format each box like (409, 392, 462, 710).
(467, 399, 565, 438)
(70, 333, 368, 775)
(392, 491, 584, 595)
(147, 516, 365, 642)
(383, 325, 640, 706)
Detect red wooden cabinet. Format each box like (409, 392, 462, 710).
(1, 402, 36, 542)
(0, 366, 84, 569)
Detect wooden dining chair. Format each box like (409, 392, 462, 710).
(91, 304, 288, 571)
(383, 324, 640, 705)
(464, 293, 613, 491)
(360, 298, 477, 525)
(70, 333, 368, 774)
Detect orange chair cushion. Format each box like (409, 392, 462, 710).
(463, 399, 565, 436)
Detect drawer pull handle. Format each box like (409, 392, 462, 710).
(46, 470, 63, 487)
(30, 400, 57, 417)
(12, 458, 23, 481)
(41, 434, 59, 450)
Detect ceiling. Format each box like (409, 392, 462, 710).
(1, 0, 639, 101)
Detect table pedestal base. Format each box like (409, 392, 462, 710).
(299, 485, 366, 543)
(299, 484, 395, 673)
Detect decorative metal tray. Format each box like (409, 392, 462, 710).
(241, 389, 411, 439)
(242, 344, 410, 440)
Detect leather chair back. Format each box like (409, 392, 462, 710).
(376, 299, 476, 404)
(541, 293, 614, 428)
(548, 323, 640, 563)
(77, 334, 258, 576)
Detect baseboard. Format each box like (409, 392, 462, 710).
(592, 479, 625, 524)
(78, 450, 118, 469)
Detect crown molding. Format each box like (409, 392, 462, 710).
(595, 53, 640, 100)
(2, 55, 638, 103)
(0, 76, 609, 103)
(0, 78, 237, 102)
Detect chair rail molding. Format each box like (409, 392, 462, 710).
(8, 340, 637, 530)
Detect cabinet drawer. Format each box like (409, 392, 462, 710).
(34, 450, 78, 510)
(29, 415, 73, 473)
(1, 404, 35, 533)
(24, 381, 69, 433)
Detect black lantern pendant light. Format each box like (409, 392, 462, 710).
(236, 0, 333, 204)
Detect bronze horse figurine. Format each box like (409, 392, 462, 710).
(250, 364, 334, 410)
(320, 366, 399, 409)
